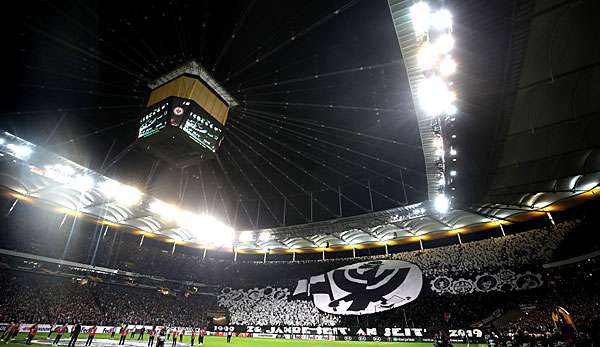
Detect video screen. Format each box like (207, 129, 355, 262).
(138, 97, 224, 153)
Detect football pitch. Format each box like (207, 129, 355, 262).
(2, 333, 485, 347)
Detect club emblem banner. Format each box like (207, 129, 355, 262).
(293, 260, 422, 315)
(430, 270, 543, 295)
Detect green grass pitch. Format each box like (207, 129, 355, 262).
(2, 332, 485, 347)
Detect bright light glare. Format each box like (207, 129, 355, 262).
(179, 213, 234, 246)
(99, 180, 142, 206)
(72, 175, 95, 192)
(450, 170, 457, 176)
(448, 90, 457, 102)
(432, 9, 452, 31)
(435, 148, 444, 156)
(44, 164, 75, 183)
(149, 200, 179, 222)
(116, 185, 142, 206)
(417, 42, 439, 71)
(439, 56, 457, 76)
(39, 165, 94, 192)
(419, 76, 452, 117)
(238, 230, 254, 243)
(450, 148, 457, 156)
(258, 231, 271, 242)
(178, 211, 199, 231)
(410, 2, 431, 36)
(435, 33, 455, 54)
(99, 180, 119, 197)
(434, 194, 450, 214)
(446, 104, 458, 116)
(6, 144, 32, 160)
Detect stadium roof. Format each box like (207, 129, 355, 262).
(1, 0, 596, 248)
(2, 130, 598, 251)
(1, 0, 432, 230)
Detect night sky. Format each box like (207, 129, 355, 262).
(0, 0, 513, 230)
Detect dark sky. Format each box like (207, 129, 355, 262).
(0, 0, 513, 230)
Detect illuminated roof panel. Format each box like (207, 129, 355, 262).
(1, 131, 597, 251)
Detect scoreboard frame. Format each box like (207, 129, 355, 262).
(137, 96, 225, 167)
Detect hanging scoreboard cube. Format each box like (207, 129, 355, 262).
(137, 61, 237, 167)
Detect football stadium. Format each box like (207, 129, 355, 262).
(1, 0, 599, 346)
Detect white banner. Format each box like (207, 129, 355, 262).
(294, 260, 422, 315)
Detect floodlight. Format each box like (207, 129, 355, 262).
(178, 213, 234, 246)
(410, 2, 431, 36)
(115, 185, 142, 206)
(238, 230, 254, 243)
(432, 9, 452, 31)
(99, 180, 142, 206)
(6, 144, 32, 160)
(450, 170, 457, 176)
(419, 76, 452, 117)
(43, 164, 75, 184)
(177, 211, 199, 230)
(439, 56, 456, 76)
(434, 194, 450, 214)
(417, 42, 439, 71)
(99, 180, 119, 197)
(446, 104, 458, 116)
(258, 231, 271, 242)
(450, 148, 457, 156)
(196, 214, 234, 246)
(435, 33, 455, 54)
(72, 175, 95, 192)
(149, 200, 179, 222)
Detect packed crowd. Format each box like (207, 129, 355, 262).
(388, 221, 577, 276)
(1, 213, 598, 346)
(501, 265, 600, 336)
(218, 221, 578, 287)
(217, 287, 339, 327)
(227, 298, 339, 327)
(0, 196, 585, 288)
(0, 272, 215, 326)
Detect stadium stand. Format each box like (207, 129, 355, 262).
(1, 0, 600, 346)
(0, 271, 215, 326)
(1, 217, 599, 345)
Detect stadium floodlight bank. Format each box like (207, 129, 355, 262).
(1, 131, 599, 252)
(388, 0, 460, 212)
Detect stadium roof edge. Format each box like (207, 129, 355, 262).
(1, 130, 599, 253)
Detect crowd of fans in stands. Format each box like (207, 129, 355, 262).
(226, 296, 339, 327)
(0, 272, 214, 327)
(388, 220, 576, 276)
(212, 221, 577, 287)
(0, 218, 599, 346)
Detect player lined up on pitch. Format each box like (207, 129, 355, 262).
(0, 323, 209, 347)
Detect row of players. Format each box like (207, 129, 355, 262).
(0, 323, 227, 346)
